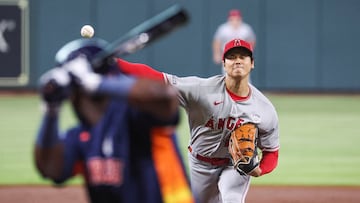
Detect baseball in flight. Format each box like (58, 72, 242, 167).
(80, 25, 95, 38)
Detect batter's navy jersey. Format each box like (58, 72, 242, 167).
(54, 99, 194, 203)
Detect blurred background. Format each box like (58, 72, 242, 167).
(1, 0, 360, 92)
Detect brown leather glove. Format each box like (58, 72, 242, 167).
(228, 123, 259, 175)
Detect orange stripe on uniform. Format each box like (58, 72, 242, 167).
(151, 127, 195, 203)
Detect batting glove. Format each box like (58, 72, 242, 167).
(63, 55, 102, 93)
(39, 67, 71, 112)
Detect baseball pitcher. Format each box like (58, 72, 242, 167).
(116, 39, 280, 203)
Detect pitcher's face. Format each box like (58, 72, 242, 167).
(223, 48, 254, 79)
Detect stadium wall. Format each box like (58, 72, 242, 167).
(1, 0, 359, 92)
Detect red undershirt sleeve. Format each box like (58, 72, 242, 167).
(116, 58, 164, 81)
(259, 150, 279, 176)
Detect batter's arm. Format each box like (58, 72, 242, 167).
(35, 67, 70, 181)
(115, 58, 179, 119)
(34, 110, 65, 180)
(65, 56, 178, 120)
(130, 79, 179, 120)
(92, 74, 179, 120)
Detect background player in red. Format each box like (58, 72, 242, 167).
(212, 9, 256, 76)
(34, 39, 194, 203)
(116, 39, 279, 203)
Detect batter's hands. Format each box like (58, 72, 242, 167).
(39, 67, 71, 111)
(64, 55, 102, 93)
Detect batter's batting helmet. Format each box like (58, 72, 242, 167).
(55, 38, 115, 74)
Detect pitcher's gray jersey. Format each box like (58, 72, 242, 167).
(164, 74, 279, 158)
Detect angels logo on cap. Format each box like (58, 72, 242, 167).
(234, 39, 242, 46)
(222, 39, 253, 60)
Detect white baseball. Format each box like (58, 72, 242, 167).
(80, 25, 95, 38)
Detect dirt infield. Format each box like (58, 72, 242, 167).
(0, 185, 359, 203)
(246, 185, 360, 203)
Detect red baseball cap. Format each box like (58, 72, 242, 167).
(223, 39, 253, 60)
(228, 9, 242, 18)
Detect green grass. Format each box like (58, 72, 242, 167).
(0, 95, 79, 185)
(251, 94, 360, 186)
(1, 93, 360, 186)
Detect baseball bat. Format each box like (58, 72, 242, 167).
(91, 4, 189, 69)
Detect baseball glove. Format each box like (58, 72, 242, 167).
(228, 123, 259, 175)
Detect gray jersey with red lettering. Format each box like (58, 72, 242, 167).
(164, 74, 279, 158)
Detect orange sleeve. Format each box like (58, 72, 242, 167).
(151, 127, 195, 203)
(259, 150, 279, 176)
(116, 58, 164, 81)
